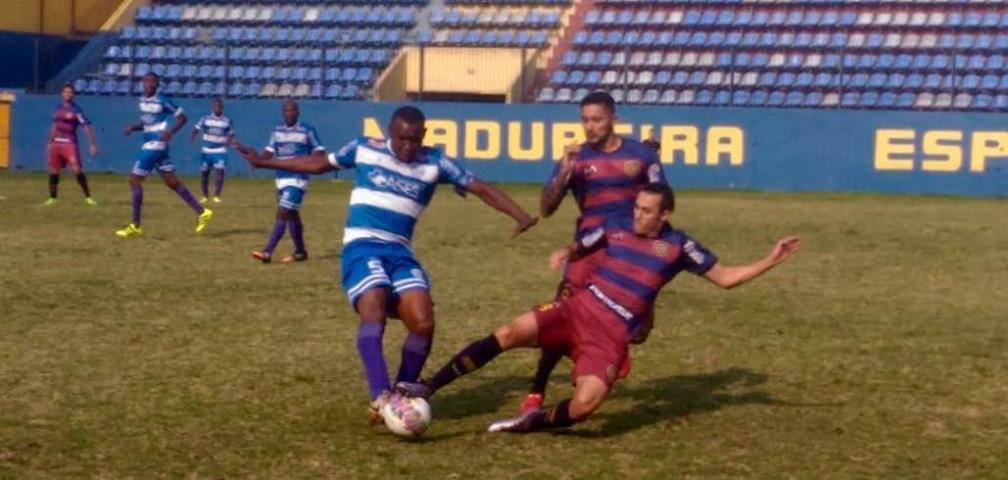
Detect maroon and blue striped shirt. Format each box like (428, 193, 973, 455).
(576, 221, 718, 331)
(545, 138, 666, 241)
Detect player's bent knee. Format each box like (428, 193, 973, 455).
(570, 377, 608, 419)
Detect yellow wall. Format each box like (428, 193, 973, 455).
(374, 50, 408, 102)
(0, 93, 12, 168)
(0, 0, 127, 36)
(406, 47, 531, 97)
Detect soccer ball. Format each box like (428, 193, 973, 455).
(381, 395, 432, 437)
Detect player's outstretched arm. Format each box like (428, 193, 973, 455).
(83, 124, 99, 157)
(466, 179, 538, 238)
(160, 112, 187, 142)
(539, 143, 578, 218)
(233, 141, 336, 174)
(703, 236, 802, 289)
(123, 122, 144, 135)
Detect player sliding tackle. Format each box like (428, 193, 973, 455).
(397, 183, 802, 433)
(234, 106, 538, 426)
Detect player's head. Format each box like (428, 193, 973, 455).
(579, 91, 617, 147)
(211, 98, 223, 115)
(633, 183, 674, 236)
(388, 106, 426, 162)
(60, 83, 75, 103)
(282, 99, 299, 126)
(142, 73, 159, 96)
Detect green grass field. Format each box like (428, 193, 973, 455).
(1, 172, 1006, 479)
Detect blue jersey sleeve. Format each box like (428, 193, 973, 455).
(436, 152, 475, 189)
(264, 130, 277, 153)
(678, 234, 718, 276)
(75, 106, 91, 126)
(327, 137, 363, 169)
(307, 125, 324, 152)
(644, 148, 666, 184)
(161, 96, 182, 116)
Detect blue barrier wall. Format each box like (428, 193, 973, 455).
(9, 94, 1008, 196)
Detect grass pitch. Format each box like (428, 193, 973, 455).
(1, 172, 1006, 479)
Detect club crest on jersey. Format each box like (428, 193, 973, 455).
(652, 241, 671, 257)
(623, 160, 643, 177)
(582, 165, 598, 176)
(537, 302, 558, 312)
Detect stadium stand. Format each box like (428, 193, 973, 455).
(538, 0, 1008, 110)
(66, 0, 1008, 110)
(76, 1, 419, 100)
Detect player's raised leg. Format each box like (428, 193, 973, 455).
(396, 310, 541, 399)
(160, 170, 212, 234)
(489, 374, 608, 433)
(282, 208, 308, 262)
(254, 207, 291, 263)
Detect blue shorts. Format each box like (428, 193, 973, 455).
(341, 240, 430, 308)
(277, 186, 305, 210)
(132, 149, 174, 176)
(200, 152, 227, 171)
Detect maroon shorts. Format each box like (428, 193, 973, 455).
(48, 143, 82, 171)
(533, 290, 632, 389)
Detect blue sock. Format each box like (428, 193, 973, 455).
(356, 322, 391, 400)
(396, 332, 432, 384)
(176, 186, 204, 214)
(263, 219, 287, 254)
(130, 183, 143, 226)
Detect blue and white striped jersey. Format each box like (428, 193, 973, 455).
(138, 93, 183, 151)
(328, 136, 475, 247)
(193, 114, 234, 154)
(265, 122, 324, 190)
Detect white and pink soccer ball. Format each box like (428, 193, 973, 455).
(381, 394, 432, 437)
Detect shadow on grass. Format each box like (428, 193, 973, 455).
(557, 366, 815, 438)
(433, 367, 821, 438)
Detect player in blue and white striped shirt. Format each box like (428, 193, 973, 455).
(189, 98, 234, 203)
(116, 73, 212, 238)
(235, 106, 537, 426)
(250, 100, 325, 264)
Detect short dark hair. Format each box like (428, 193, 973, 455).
(390, 106, 425, 125)
(580, 91, 616, 113)
(641, 182, 675, 211)
(61, 83, 75, 92)
(143, 72, 159, 81)
(212, 98, 223, 105)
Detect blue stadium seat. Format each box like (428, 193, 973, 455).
(860, 91, 879, 108)
(804, 92, 823, 108)
(897, 92, 916, 109)
(841, 92, 859, 108)
(750, 90, 768, 107)
(785, 91, 804, 107)
(972, 94, 993, 110)
(767, 91, 786, 107)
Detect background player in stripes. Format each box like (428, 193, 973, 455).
(44, 83, 99, 207)
(234, 105, 538, 426)
(189, 98, 234, 204)
(251, 99, 324, 264)
(116, 73, 212, 238)
(397, 183, 801, 433)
